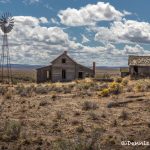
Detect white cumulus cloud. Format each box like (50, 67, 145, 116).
(94, 20, 150, 45)
(58, 2, 127, 26)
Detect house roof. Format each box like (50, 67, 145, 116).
(51, 51, 77, 65)
(36, 51, 93, 71)
(51, 51, 93, 71)
(128, 56, 150, 66)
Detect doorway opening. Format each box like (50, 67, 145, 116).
(134, 66, 138, 75)
(62, 69, 66, 79)
(78, 72, 83, 79)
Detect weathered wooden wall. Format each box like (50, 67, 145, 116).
(130, 66, 150, 78)
(37, 66, 51, 83)
(75, 64, 94, 78)
(51, 53, 76, 82)
(36, 52, 94, 83)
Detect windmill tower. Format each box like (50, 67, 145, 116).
(0, 12, 14, 83)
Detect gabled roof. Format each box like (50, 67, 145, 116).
(51, 51, 93, 71)
(51, 51, 77, 64)
(36, 51, 93, 71)
(128, 56, 150, 66)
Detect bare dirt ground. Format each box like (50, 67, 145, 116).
(0, 78, 150, 150)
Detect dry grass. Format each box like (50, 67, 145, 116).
(0, 77, 150, 149)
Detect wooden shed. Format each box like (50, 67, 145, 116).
(36, 51, 95, 83)
(128, 56, 150, 78)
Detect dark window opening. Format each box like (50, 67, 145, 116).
(134, 66, 138, 74)
(78, 72, 83, 79)
(62, 69, 66, 79)
(62, 58, 66, 63)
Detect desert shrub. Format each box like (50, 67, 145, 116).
(63, 87, 71, 94)
(51, 93, 57, 101)
(74, 111, 81, 116)
(35, 85, 49, 94)
(144, 80, 150, 91)
(115, 77, 122, 83)
(51, 86, 63, 93)
(98, 88, 110, 97)
(134, 83, 143, 92)
(119, 110, 128, 120)
(101, 113, 106, 118)
(82, 101, 99, 110)
(121, 79, 129, 86)
(56, 111, 64, 119)
(112, 119, 117, 127)
(20, 86, 34, 97)
(99, 83, 108, 90)
(72, 120, 80, 125)
(104, 135, 116, 145)
(0, 86, 8, 95)
(134, 80, 150, 92)
(107, 102, 121, 108)
(148, 123, 150, 128)
(16, 84, 25, 94)
(109, 82, 122, 95)
(12, 79, 18, 85)
(4, 91, 12, 99)
(89, 112, 100, 120)
(2, 120, 21, 141)
(52, 134, 101, 150)
(126, 86, 133, 92)
(76, 125, 85, 133)
(39, 100, 49, 106)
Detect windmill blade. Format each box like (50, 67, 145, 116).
(10, 17, 14, 20)
(10, 19, 14, 22)
(10, 18, 14, 21)
(9, 24, 14, 28)
(0, 12, 14, 33)
(9, 19, 14, 24)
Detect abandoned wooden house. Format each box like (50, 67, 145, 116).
(36, 51, 95, 83)
(128, 55, 150, 78)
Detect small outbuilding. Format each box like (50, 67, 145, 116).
(36, 51, 95, 83)
(128, 55, 150, 78)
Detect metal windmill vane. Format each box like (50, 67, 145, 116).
(0, 12, 14, 83)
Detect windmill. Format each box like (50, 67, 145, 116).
(0, 12, 14, 83)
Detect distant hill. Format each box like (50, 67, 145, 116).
(7, 64, 128, 70)
(10, 64, 43, 70)
(96, 66, 128, 70)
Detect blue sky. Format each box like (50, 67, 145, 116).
(0, 0, 150, 66)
